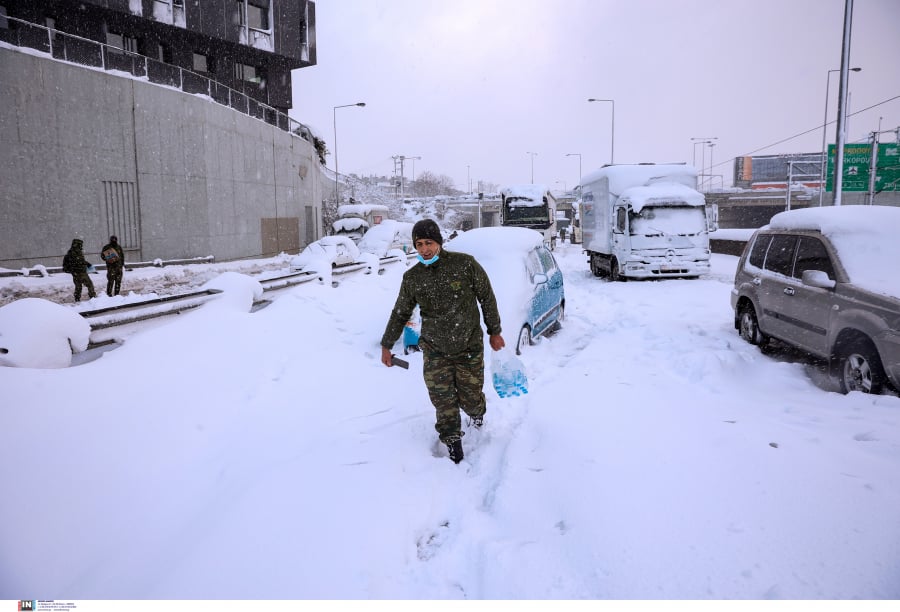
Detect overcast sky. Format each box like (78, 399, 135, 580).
(290, 0, 900, 192)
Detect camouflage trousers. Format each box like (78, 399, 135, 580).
(423, 349, 486, 443)
(72, 272, 96, 301)
(106, 264, 123, 296)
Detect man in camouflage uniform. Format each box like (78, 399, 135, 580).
(62, 238, 97, 302)
(100, 235, 125, 296)
(381, 219, 506, 464)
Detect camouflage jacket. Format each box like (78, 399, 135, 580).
(62, 246, 90, 274)
(381, 250, 502, 357)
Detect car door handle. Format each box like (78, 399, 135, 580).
(783, 287, 795, 296)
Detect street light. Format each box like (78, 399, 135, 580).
(819, 67, 861, 206)
(526, 151, 537, 183)
(332, 102, 366, 206)
(691, 137, 717, 190)
(566, 153, 582, 189)
(587, 98, 615, 164)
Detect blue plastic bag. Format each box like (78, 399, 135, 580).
(491, 348, 528, 398)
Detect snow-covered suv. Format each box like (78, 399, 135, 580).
(730, 205, 900, 394)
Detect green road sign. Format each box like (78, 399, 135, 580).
(826, 143, 900, 192)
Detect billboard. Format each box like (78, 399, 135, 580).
(826, 143, 900, 192)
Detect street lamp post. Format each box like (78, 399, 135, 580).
(587, 98, 615, 164)
(691, 137, 716, 190)
(819, 67, 861, 206)
(332, 102, 366, 206)
(566, 153, 582, 189)
(526, 151, 537, 183)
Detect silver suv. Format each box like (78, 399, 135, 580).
(731, 205, 900, 394)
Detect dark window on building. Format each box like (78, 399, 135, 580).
(107, 31, 138, 54)
(234, 62, 264, 84)
(763, 234, 797, 277)
(193, 52, 211, 73)
(793, 237, 835, 280)
(156, 42, 172, 63)
(238, 0, 269, 30)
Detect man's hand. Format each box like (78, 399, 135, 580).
(381, 346, 394, 367)
(489, 334, 505, 351)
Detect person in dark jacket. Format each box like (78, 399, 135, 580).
(61, 238, 96, 302)
(101, 235, 125, 296)
(381, 219, 505, 464)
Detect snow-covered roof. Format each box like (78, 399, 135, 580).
(582, 164, 699, 195)
(333, 218, 369, 232)
(500, 184, 550, 202)
(338, 203, 390, 217)
(619, 183, 706, 212)
(767, 205, 900, 298)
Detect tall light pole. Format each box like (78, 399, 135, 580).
(566, 153, 582, 189)
(833, 0, 854, 207)
(819, 67, 861, 206)
(332, 102, 366, 206)
(691, 137, 716, 190)
(526, 151, 537, 183)
(587, 98, 615, 164)
(467, 164, 471, 194)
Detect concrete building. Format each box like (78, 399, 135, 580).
(0, 0, 325, 270)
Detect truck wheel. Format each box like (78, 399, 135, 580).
(590, 255, 602, 277)
(836, 337, 886, 394)
(738, 304, 768, 348)
(516, 325, 532, 355)
(610, 259, 624, 282)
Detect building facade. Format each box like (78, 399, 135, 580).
(0, 1, 326, 270)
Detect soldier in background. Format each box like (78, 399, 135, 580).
(101, 235, 125, 296)
(62, 238, 96, 302)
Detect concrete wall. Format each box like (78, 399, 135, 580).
(0, 45, 325, 269)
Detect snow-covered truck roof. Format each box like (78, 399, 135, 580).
(500, 184, 552, 206)
(581, 164, 699, 195)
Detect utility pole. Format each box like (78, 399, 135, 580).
(392, 155, 420, 201)
(833, 0, 854, 206)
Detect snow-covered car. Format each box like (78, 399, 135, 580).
(290, 236, 361, 271)
(449, 226, 565, 354)
(731, 205, 900, 394)
(357, 220, 414, 258)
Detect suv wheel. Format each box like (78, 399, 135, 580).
(836, 338, 886, 395)
(738, 304, 768, 348)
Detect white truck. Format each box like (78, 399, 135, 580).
(500, 184, 557, 249)
(580, 163, 713, 280)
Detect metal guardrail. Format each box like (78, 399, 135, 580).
(77, 252, 416, 348)
(1, 256, 217, 278)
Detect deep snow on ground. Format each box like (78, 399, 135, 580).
(1, 241, 899, 600)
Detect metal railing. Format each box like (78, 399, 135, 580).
(1, 15, 307, 135)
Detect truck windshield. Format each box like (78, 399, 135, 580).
(504, 200, 549, 226)
(630, 206, 706, 237)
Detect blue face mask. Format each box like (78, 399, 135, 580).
(417, 254, 439, 266)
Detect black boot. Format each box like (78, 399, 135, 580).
(446, 439, 464, 464)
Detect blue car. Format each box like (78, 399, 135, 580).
(449, 227, 565, 354)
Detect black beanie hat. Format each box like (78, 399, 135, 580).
(412, 219, 443, 245)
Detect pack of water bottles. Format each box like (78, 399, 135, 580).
(491, 348, 529, 398)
